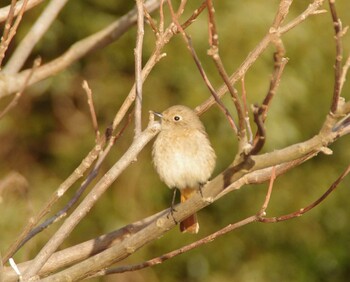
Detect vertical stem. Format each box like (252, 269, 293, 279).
(134, 0, 145, 138)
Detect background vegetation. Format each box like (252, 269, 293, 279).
(0, 1, 349, 281)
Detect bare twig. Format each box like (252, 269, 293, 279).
(4, 0, 70, 74)
(3, 110, 132, 262)
(0, 0, 29, 68)
(0, 57, 41, 119)
(143, 3, 158, 35)
(240, 77, 253, 144)
(21, 116, 160, 280)
(259, 166, 276, 216)
(339, 54, 350, 93)
(259, 164, 350, 223)
(134, 0, 145, 138)
(0, 0, 44, 23)
(196, 0, 326, 114)
(250, 54, 288, 155)
(0, 0, 161, 98)
(166, 0, 238, 134)
(328, 0, 344, 114)
(2, 146, 101, 263)
(82, 80, 100, 142)
(89, 163, 349, 279)
(206, 0, 246, 147)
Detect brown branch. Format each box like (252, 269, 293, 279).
(3, 110, 132, 262)
(328, 0, 344, 114)
(339, 54, 350, 93)
(206, 0, 246, 148)
(0, 0, 161, 98)
(196, 0, 326, 114)
(0, 0, 44, 23)
(0, 57, 41, 119)
(82, 80, 100, 142)
(259, 164, 350, 223)
(2, 145, 101, 263)
(0, 0, 29, 68)
(37, 122, 343, 281)
(2, 211, 164, 281)
(92, 162, 349, 279)
(250, 53, 288, 155)
(21, 116, 161, 280)
(166, 0, 238, 134)
(134, 0, 145, 138)
(240, 76, 253, 144)
(4, 0, 69, 74)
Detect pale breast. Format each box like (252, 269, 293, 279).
(153, 129, 216, 189)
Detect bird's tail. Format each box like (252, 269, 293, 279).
(179, 188, 199, 234)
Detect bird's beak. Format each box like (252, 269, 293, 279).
(151, 111, 163, 119)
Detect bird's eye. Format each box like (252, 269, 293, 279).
(173, 115, 181, 121)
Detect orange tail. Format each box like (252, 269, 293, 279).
(179, 188, 199, 234)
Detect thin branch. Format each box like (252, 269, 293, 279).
(0, 0, 29, 68)
(0, 57, 41, 119)
(21, 116, 161, 280)
(339, 54, 350, 93)
(206, 0, 246, 150)
(92, 163, 349, 278)
(4, 111, 132, 261)
(0, 0, 161, 98)
(2, 146, 101, 263)
(250, 54, 288, 155)
(259, 164, 350, 223)
(240, 77, 253, 144)
(196, 0, 326, 114)
(82, 80, 100, 142)
(4, 0, 70, 74)
(328, 0, 344, 114)
(0, 0, 44, 23)
(1, 0, 16, 51)
(166, 0, 238, 134)
(258, 166, 276, 216)
(143, 3, 158, 35)
(134, 0, 145, 138)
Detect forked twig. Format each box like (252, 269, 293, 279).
(166, 0, 238, 134)
(206, 0, 246, 145)
(0, 0, 29, 68)
(88, 164, 349, 278)
(259, 164, 350, 223)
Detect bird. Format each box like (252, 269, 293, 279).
(152, 105, 216, 233)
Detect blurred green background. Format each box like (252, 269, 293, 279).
(1, 1, 350, 281)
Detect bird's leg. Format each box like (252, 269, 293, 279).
(167, 188, 178, 224)
(198, 182, 205, 197)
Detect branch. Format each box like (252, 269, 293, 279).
(0, 57, 41, 119)
(196, 0, 326, 114)
(134, 0, 145, 138)
(259, 164, 350, 222)
(328, 0, 345, 114)
(0, 0, 161, 98)
(4, 0, 69, 74)
(37, 116, 346, 281)
(0, 0, 29, 68)
(21, 115, 161, 280)
(166, 0, 238, 135)
(0, 0, 44, 23)
(206, 0, 246, 149)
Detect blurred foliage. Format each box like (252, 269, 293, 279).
(1, 1, 350, 281)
